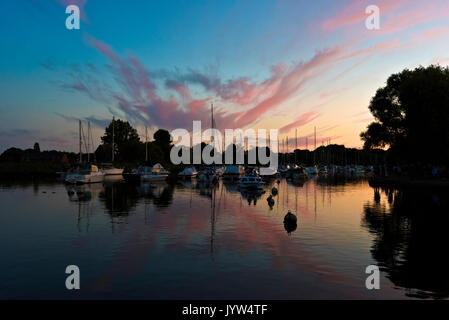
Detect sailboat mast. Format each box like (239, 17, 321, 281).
(314, 126, 317, 165)
(112, 116, 115, 162)
(211, 103, 214, 129)
(211, 103, 216, 167)
(145, 126, 148, 162)
(87, 121, 91, 163)
(79, 120, 82, 164)
(295, 128, 298, 164)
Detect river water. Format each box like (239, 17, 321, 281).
(1, 176, 448, 299)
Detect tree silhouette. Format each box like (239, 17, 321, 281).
(101, 119, 140, 161)
(153, 129, 172, 163)
(361, 65, 449, 164)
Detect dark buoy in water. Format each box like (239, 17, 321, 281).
(271, 187, 278, 195)
(283, 210, 298, 234)
(267, 195, 275, 207)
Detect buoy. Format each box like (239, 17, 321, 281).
(267, 195, 275, 207)
(284, 210, 297, 223)
(283, 210, 298, 234)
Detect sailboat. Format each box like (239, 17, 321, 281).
(123, 126, 152, 183)
(65, 120, 105, 184)
(65, 163, 105, 184)
(178, 167, 198, 179)
(102, 117, 124, 176)
(238, 168, 264, 190)
(197, 103, 218, 184)
(141, 163, 169, 182)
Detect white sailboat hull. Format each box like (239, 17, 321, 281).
(103, 168, 124, 175)
(65, 172, 104, 184)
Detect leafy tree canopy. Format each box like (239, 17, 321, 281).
(361, 65, 449, 164)
(101, 119, 140, 160)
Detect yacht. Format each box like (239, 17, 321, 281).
(291, 166, 307, 180)
(123, 165, 149, 184)
(259, 167, 279, 178)
(102, 163, 124, 176)
(305, 166, 318, 176)
(141, 163, 169, 182)
(65, 164, 104, 184)
(238, 170, 264, 190)
(178, 167, 198, 179)
(222, 165, 245, 181)
(197, 166, 218, 184)
(317, 165, 328, 175)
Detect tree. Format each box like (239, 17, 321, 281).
(153, 129, 172, 163)
(0, 148, 24, 162)
(361, 65, 449, 164)
(101, 119, 140, 161)
(154, 129, 171, 147)
(33, 142, 40, 152)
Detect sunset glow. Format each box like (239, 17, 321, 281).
(1, 0, 449, 152)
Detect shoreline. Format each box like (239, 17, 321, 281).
(369, 176, 449, 189)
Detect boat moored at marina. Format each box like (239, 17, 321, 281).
(197, 166, 218, 184)
(65, 164, 104, 184)
(222, 165, 245, 181)
(305, 166, 318, 176)
(178, 167, 198, 179)
(141, 163, 169, 182)
(238, 170, 264, 190)
(101, 163, 124, 176)
(259, 167, 279, 179)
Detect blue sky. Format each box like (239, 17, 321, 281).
(1, 0, 449, 152)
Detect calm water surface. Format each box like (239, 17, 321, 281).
(1, 176, 448, 299)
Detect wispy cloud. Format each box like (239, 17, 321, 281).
(279, 112, 321, 134)
(55, 112, 110, 128)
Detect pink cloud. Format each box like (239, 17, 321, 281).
(235, 47, 344, 127)
(87, 37, 243, 130)
(321, 0, 449, 37)
(69, 27, 419, 135)
(322, 0, 408, 32)
(279, 112, 321, 134)
(319, 87, 348, 99)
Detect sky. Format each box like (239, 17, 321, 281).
(1, 0, 449, 153)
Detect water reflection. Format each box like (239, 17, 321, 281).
(3, 175, 449, 299)
(363, 187, 449, 299)
(67, 180, 175, 216)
